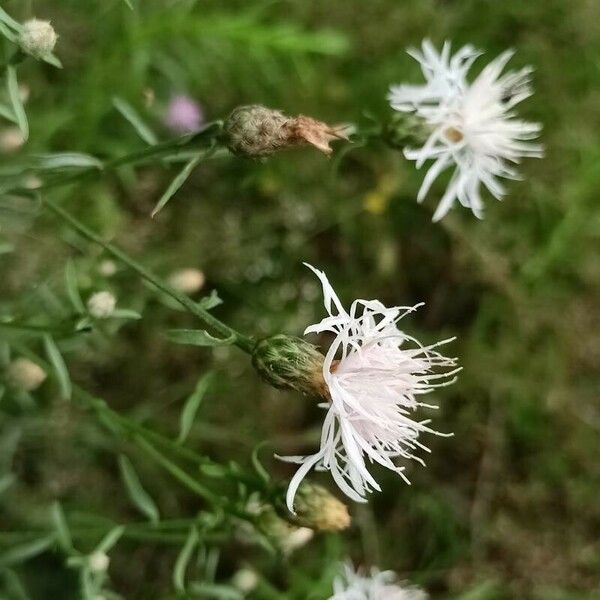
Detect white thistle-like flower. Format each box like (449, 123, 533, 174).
(19, 19, 58, 59)
(330, 563, 428, 600)
(87, 291, 116, 319)
(388, 39, 543, 221)
(280, 265, 459, 510)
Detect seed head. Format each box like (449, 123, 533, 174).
(290, 482, 350, 531)
(224, 105, 348, 158)
(19, 19, 58, 59)
(251, 334, 326, 396)
(6, 358, 47, 392)
(88, 551, 109, 573)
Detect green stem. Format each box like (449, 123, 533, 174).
(41, 195, 255, 353)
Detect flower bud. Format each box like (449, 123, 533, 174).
(383, 112, 431, 150)
(168, 268, 205, 294)
(291, 482, 350, 531)
(88, 551, 109, 573)
(6, 358, 47, 392)
(231, 568, 259, 593)
(87, 291, 116, 319)
(0, 127, 25, 153)
(256, 507, 314, 555)
(251, 334, 326, 397)
(19, 19, 58, 59)
(224, 105, 347, 158)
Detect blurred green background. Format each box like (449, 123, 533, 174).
(1, 0, 599, 598)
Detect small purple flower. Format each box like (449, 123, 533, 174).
(164, 95, 204, 133)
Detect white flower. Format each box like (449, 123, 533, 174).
(232, 568, 259, 593)
(87, 291, 116, 319)
(280, 265, 459, 510)
(388, 39, 543, 221)
(88, 551, 110, 573)
(330, 563, 428, 600)
(19, 19, 58, 59)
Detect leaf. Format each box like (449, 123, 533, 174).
(188, 583, 244, 599)
(151, 153, 202, 217)
(0, 8, 22, 32)
(0, 537, 53, 567)
(42, 53, 63, 69)
(43, 335, 71, 400)
(251, 442, 271, 484)
(121, 0, 134, 9)
(112, 97, 157, 146)
(6, 66, 28, 141)
(30, 153, 103, 171)
(177, 373, 213, 445)
(198, 290, 223, 311)
(0, 242, 14, 255)
(110, 308, 142, 320)
(118, 455, 159, 523)
(65, 260, 85, 314)
(50, 501, 73, 553)
(1, 569, 31, 600)
(167, 329, 236, 347)
(0, 473, 15, 495)
(173, 526, 199, 592)
(94, 526, 124, 554)
(0, 102, 17, 124)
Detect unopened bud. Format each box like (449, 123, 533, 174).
(19, 19, 58, 59)
(0, 127, 25, 153)
(87, 291, 116, 319)
(291, 482, 350, 531)
(168, 268, 205, 294)
(6, 358, 47, 392)
(257, 507, 313, 555)
(252, 334, 326, 396)
(383, 112, 431, 150)
(231, 568, 259, 593)
(224, 105, 348, 158)
(88, 551, 109, 573)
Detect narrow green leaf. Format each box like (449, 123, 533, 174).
(0, 21, 16, 42)
(151, 153, 202, 217)
(43, 335, 71, 400)
(1, 569, 31, 600)
(6, 66, 28, 141)
(65, 260, 85, 314)
(188, 582, 244, 599)
(94, 526, 124, 554)
(42, 53, 62, 69)
(118, 455, 159, 523)
(173, 526, 199, 592)
(167, 329, 236, 347)
(31, 153, 103, 171)
(121, 0, 134, 9)
(112, 97, 157, 146)
(251, 442, 271, 484)
(177, 373, 213, 445)
(0, 242, 14, 254)
(0, 101, 17, 123)
(50, 501, 73, 552)
(110, 308, 142, 320)
(0, 537, 53, 567)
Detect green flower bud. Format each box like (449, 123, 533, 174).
(290, 482, 351, 531)
(256, 507, 314, 555)
(383, 112, 431, 150)
(251, 334, 326, 397)
(224, 105, 347, 158)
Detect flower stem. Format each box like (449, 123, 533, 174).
(41, 195, 255, 353)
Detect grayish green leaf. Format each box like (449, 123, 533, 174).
(6, 66, 28, 141)
(50, 501, 73, 553)
(30, 153, 103, 171)
(43, 335, 71, 400)
(167, 329, 236, 347)
(151, 153, 202, 217)
(0, 537, 53, 567)
(118, 455, 159, 523)
(94, 526, 124, 554)
(65, 260, 85, 314)
(173, 526, 198, 592)
(177, 373, 213, 445)
(112, 97, 157, 146)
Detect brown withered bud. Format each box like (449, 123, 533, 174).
(224, 105, 348, 158)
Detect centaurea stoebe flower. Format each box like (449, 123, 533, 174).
(388, 40, 543, 221)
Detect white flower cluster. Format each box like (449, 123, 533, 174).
(281, 265, 460, 510)
(389, 40, 543, 221)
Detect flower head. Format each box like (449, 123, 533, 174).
(168, 268, 205, 294)
(224, 105, 348, 157)
(330, 563, 428, 600)
(280, 265, 459, 510)
(164, 95, 204, 133)
(87, 291, 116, 319)
(388, 40, 543, 221)
(19, 19, 58, 59)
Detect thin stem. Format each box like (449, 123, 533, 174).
(41, 195, 255, 353)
